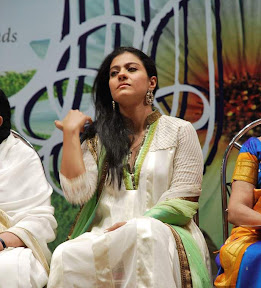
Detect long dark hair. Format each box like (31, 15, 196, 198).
(0, 89, 11, 143)
(83, 47, 158, 187)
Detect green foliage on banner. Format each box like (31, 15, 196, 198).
(0, 71, 36, 96)
(0, 71, 93, 99)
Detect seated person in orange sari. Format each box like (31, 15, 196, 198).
(215, 136, 261, 287)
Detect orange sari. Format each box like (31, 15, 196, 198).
(215, 146, 261, 287)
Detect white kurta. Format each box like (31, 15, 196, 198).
(48, 115, 211, 288)
(0, 133, 57, 288)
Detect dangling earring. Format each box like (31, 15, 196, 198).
(112, 100, 115, 111)
(146, 90, 154, 105)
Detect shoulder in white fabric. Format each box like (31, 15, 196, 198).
(150, 115, 191, 152)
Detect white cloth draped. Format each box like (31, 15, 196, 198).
(48, 115, 211, 288)
(0, 133, 57, 288)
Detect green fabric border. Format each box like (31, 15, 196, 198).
(145, 198, 211, 287)
(134, 119, 159, 188)
(123, 119, 159, 190)
(70, 146, 106, 239)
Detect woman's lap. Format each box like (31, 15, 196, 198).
(48, 217, 181, 288)
(215, 235, 261, 287)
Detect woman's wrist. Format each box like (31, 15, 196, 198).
(63, 125, 81, 135)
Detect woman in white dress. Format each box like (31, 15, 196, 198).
(0, 89, 57, 288)
(48, 47, 211, 288)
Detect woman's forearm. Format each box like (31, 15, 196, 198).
(60, 129, 86, 179)
(228, 203, 261, 226)
(228, 181, 259, 226)
(55, 110, 92, 179)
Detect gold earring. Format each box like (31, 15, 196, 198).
(146, 90, 154, 105)
(112, 100, 115, 110)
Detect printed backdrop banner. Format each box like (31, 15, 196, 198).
(0, 0, 260, 253)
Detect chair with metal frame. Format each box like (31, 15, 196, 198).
(220, 118, 261, 242)
(11, 129, 46, 174)
(11, 129, 35, 149)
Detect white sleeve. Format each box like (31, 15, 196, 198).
(3, 141, 57, 266)
(59, 140, 98, 206)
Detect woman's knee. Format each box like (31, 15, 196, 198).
(51, 241, 72, 265)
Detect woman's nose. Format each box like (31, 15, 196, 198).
(118, 71, 127, 81)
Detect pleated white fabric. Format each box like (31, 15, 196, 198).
(0, 133, 57, 288)
(0, 247, 48, 288)
(48, 115, 211, 288)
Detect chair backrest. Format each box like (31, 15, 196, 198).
(11, 129, 35, 149)
(221, 119, 261, 242)
(10, 129, 45, 170)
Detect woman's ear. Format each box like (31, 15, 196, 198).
(149, 76, 157, 91)
(0, 116, 3, 127)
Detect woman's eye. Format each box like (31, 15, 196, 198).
(110, 71, 118, 77)
(128, 67, 137, 72)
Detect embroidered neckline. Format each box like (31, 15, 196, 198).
(146, 108, 161, 125)
(126, 124, 150, 189)
(123, 109, 161, 190)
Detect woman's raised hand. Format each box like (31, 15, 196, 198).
(55, 110, 92, 134)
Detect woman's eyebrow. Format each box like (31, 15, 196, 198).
(110, 62, 140, 71)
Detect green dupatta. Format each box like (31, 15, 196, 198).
(69, 146, 107, 239)
(144, 198, 211, 288)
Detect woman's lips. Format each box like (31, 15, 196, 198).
(118, 83, 130, 89)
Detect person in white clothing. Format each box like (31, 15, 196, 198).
(0, 89, 57, 288)
(48, 47, 211, 288)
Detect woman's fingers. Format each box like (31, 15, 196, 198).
(80, 116, 93, 133)
(85, 116, 93, 124)
(55, 120, 63, 131)
(55, 110, 93, 133)
(104, 222, 127, 233)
